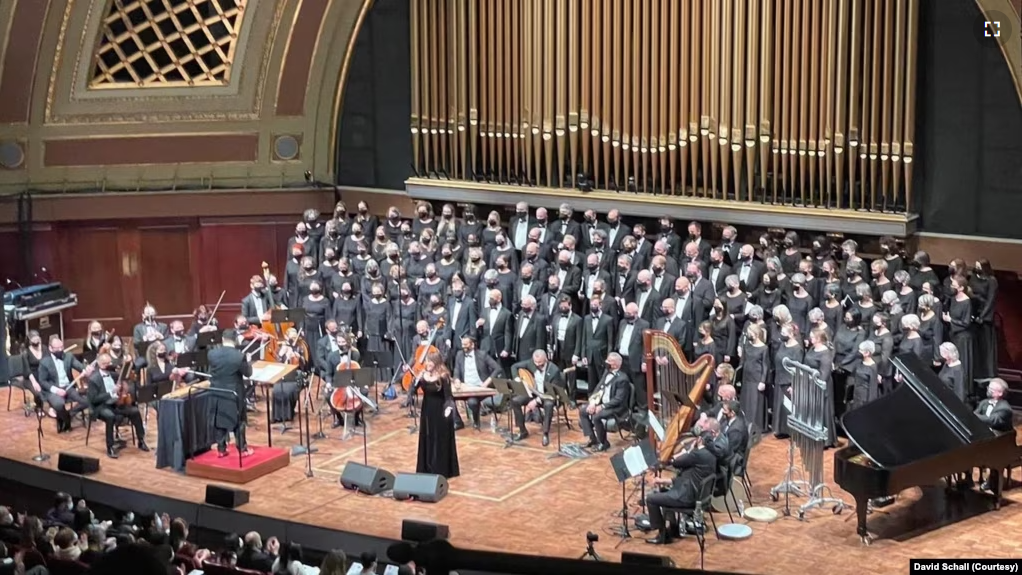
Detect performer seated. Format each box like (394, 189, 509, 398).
(146, 342, 188, 389)
(38, 336, 87, 433)
(972, 379, 1014, 491)
(165, 320, 196, 356)
(577, 353, 631, 452)
(644, 422, 720, 545)
(209, 331, 254, 457)
(452, 336, 503, 430)
(699, 380, 737, 423)
(132, 305, 168, 368)
(510, 350, 564, 446)
(86, 353, 148, 459)
(720, 400, 750, 461)
(325, 333, 362, 428)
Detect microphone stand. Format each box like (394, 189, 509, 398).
(32, 402, 50, 463)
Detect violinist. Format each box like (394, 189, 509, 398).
(325, 333, 362, 428)
(86, 353, 148, 459)
(274, 328, 307, 368)
(242, 276, 272, 326)
(643, 421, 719, 545)
(107, 336, 131, 371)
(188, 305, 219, 337)
(146, 342, 188, 388)
(38, 336, 87, 433)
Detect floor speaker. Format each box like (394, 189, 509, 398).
(401, 519, 450, 542)
(57, 453, 99, 475)
(620, 551, 675, 567)
(339, 462, 395, 495)
(205, 485, 250, 509)
(392, 472, 448, 503)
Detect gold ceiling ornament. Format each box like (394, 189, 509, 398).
(89, 0, 247, 89)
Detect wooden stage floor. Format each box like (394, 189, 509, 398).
(2, 386, 1021, 575)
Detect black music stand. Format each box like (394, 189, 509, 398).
(491, 378, 514, 437)
(609, 440, 658, 547)
(195, 329, 222, 350)
(362, 349, 393, 414)
(136, 381, 173, 404)
(502, 377, 532, 448)
(270, 309, 306, 330)
(176, 350, 208, 372)
(548, 385, 581, 460)
(135, 340, 156, 364)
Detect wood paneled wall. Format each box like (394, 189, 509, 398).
(1, 218, 295, 338)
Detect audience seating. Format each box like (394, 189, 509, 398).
(202, 561, 269, 575)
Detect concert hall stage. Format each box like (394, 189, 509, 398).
(2, 386, 1020, 575)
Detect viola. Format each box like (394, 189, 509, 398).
(401, 318, 446, 391)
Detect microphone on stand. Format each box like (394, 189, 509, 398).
(5, 278, 22, 289)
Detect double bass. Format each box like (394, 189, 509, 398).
(401, 318, 446, 391)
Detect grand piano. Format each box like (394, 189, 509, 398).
(834, 353, 1020, 544)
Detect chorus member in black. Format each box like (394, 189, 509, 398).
(415, 352, 460, 479)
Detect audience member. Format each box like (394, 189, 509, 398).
(273, 542, 320, 575)
(0, 508, 18, 546)
(320, 550, 348, 575)
(238, 531, 275, 572)
(44, 493, 74, 528)
(89, 543, 168, 575)
(51, 527, 82, 562)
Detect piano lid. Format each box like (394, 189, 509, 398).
(840, 353, 994, 468)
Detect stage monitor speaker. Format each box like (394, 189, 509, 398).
(620, 551, 675, 567)
(400, 519, 450, 542)
(392, 472, 448, 503)
(339, 462, 395, 495)
(57, 453, 99, 475)
(205, 485, 250, 509)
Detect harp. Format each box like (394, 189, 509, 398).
(643, 329, 716, 464)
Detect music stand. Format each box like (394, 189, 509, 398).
(176, 350, 208, 371)
(363, 349, 393, 414)
(502, 377, 532, 448)
(548, 385, 586, 460)
(136, 381, 173, 404)
(334, 368, 376, 465)
(195, 330, 221, 350)
(270, 308, 306, 328)
(491, 378, 515, 438)
(609, 440, 658, 546)
(135, 339, 156, 362)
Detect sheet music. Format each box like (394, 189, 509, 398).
(623, 445, 649, 477)
(250, 363, 286, 382)
(383, 566, 400, 575)
(783, 396, 793, 412)
(646, 409, 666, 441)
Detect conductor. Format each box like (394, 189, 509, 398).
(208, 331, 254, 457)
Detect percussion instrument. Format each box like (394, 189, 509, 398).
(717, 523, 753, 540)
(452, 385, 498, 400)
(743, 506, 780, 523)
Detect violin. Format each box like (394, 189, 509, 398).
(114, 361, 134, 406)
(401, 318, 446, 391)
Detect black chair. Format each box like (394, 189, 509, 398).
(733, 422, 762, 499)
(5, 354, 33, 416)
(84, 406, 136, 448)
(605, 382, 637, 441)
(664, 473, 720, 540)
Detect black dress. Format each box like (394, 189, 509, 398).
(939, 362, 967, 402)
(822, 301, 843, 336)
(301, 296, 331, 340)
(739, 343, 770, 432)
(947, 297, 975, 398)
(969, 274, 998, 380)
(804, 347, 838, 447)
(416, 373, 460, 478)
(692, 338, 721, 398)
(772, 343, 804, 437)
(849, 360, 879, 410)
(787, 292, 814, 340)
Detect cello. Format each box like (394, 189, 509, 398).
(401, 318, 446, 391)
(329, 332, 363, 412)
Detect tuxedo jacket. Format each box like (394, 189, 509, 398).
(630, 287, 663, 324)
(132, 321, 169, 346)
(447, 295, 479, 341)
(975, 399, 1014, 433)
(592, 370, 631, 415)
(581, 313, 616, 361)
(549, 312, 584, 360)
(689, 277, 716, 325)
(615, 319, 650, 373)
(654, 315, 690, 351)
(39, 354, 85, 393)
(85, 370, 117, 412)
(511, 278, 544, 313)
(551, 219, 583, 245)
(165, 335, 196, 355)
(513, 312, 547, 360)
(510, 359, 564, 396)
(650, 271, 679, 295)
(723, 415, 750, 458)
(708, 263, 733, 295)
(453, 350, 503, 383)
(584, 247, 615, 273)
(735, 259, 767, 293)
(478, 306, 515, 358)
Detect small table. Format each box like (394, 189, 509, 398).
(249, 360, 298, 448)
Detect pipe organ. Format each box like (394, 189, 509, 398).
(410, 0, 920, 214)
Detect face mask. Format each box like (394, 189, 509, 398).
(593, 289, 603, 296)
(537, 216, 547, 223)
(297, 230, 307, 237)
(470, 254, 481, 262)
(488, 219, 497, 226)
(373, 293, 383, 299)
(342, 290, 352, 297)
(418, 211, 428, 218)
(91, 329, 101, 336)
(389, 214, 399, 221)
(496, 238, 506, 246)
(462, 347, 472, 354)
(714, 305, 723, 313)
(587, 264, 598, 272)
(607, 218, 618, 226)
(52, 351, 64, 359)
(31, 341, 40, 347)
(625, 315, 636, 323)
(686, 273, 698, 282)
(452, 290, 463, 298)
(468, 239, 480, 247)
(157, 352, 167, 359)
(523, 307, 533, 315)
(560, 262, 570, 269)
(517, 210, 527, 217)
(522, 275, 532, 282)
(432, 300, 442, 308)
(844, 317, 855, 327)
(590, 305, 600, 314)
(304, 265, 314, 272)
(310, 288, 322, 295)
